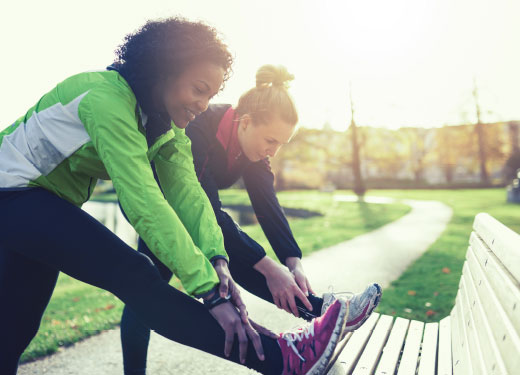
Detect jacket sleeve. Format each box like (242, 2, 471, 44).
(153, 126, 228, 264)
(187, 125, 267, 268)
(78, 82, 219, 297)
(242, 159, 303, 265)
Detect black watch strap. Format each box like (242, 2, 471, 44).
(203, 291, 231, 310)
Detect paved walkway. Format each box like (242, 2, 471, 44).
(19, 197, 452, 375)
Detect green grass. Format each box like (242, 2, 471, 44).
(364, 188, 520, 322)
(21, 190, 409, 363)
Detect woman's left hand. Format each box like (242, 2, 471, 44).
(213, 259, 249, 324)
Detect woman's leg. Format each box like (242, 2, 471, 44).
(120, 238, 173, 375)
(0, 189, 282, 375)
(0, 247, 59, 375)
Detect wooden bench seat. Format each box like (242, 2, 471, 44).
(329, 213, 520, 375)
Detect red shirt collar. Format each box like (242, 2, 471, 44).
(216, 107, 243, 171)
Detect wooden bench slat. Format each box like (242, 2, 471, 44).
(353, 314, 394, 375)
(459, 269, 487, 374)
(375, 317, 410, 375)
(337, 312, 380, 374)
(470, 231, 520, 334)
(437, 316, 452, 375)
(473, 213, 520, 284)
(452, 292, 473, 375)
(417, 322, 438, 375)
(396, 320, 424, 375)
(450, 305, 463, 375)
(463, 248, 508, 374)
(465, 245, 520, 373)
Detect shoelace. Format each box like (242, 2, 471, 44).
(281, 321, 316, 362)
(327, 285, 354, 301)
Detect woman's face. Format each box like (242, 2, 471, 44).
(162, 62, 225, 128)
(237, 115, 295, 162)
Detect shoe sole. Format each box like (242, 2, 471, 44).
(344, 283, 382, 333)
(304, 300, 348, 375)
(322, 332, 351, 374)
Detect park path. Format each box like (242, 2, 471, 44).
(19, 196, 452, 375)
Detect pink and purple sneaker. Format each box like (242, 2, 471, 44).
(322, 283, 382, 336)
(277, 299, 347, 375)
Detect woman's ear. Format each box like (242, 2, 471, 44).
(240, 114, 252, 130)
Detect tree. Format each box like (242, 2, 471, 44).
(348, 83, 365, 197)
(473, 79, 489, 185)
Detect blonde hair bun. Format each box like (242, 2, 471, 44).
(256, 64, 294, 89)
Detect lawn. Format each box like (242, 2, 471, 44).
(364, 188, 520, 322)
(21, 190, 410, 362)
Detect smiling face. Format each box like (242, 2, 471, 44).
(237, 115, 296, 162)
(162, 61, 225, 128)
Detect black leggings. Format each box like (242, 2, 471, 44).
(120, 222, 324, 374)
(0, 189, 282, 375)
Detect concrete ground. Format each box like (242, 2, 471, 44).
(19, 196, 452, 375)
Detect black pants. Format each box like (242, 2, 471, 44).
(121, 224, 324, 374)
(0, 189, 282, 375)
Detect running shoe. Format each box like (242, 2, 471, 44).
(322, 283, 382, 334)
(278, 299, 348, 375)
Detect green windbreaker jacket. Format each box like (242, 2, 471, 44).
(0, 70, 227, 296)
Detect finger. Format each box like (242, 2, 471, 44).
(295, 274, 309, 296)
(231, 293, 249, 324)
(273, 295, 282, 310)
(237, 304, 249, 324)
(306, 279, 316, 295)
(250, 320, 279, 340)
(245, 322, 265, 361)
(236, 322, 248, 364)
(287, 293, 300, 318)
(295, 286, 313, 312)
(280, 296, 291, 315)
(219, 278, 229, 298)
(224, 329, 234, 358)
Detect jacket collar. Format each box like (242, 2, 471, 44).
(216, 107, 244, 171)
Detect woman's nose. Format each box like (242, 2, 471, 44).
(196, 98, 209, 113)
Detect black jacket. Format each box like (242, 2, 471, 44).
(185, 104, 302, 267)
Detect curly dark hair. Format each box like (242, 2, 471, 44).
(112, 17, 234, 113)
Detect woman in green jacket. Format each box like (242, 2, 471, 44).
(0, 17, 349, 375)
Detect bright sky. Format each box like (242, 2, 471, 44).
(1, 0, 518, 131)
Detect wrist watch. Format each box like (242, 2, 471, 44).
(203, 287, 231, 310)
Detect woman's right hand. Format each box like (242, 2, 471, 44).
(208, 301, 265, 364)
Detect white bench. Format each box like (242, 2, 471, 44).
(329, 213, 520, 375)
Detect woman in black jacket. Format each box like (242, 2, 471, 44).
(120, 65, 381, 375)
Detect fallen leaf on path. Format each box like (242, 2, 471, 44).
(408, 290, 417, 296)
(442, 267, 451, 274)
(426, 309, 436, 317)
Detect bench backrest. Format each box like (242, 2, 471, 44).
(451, 213, 520, 375)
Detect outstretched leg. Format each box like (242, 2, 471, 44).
(0, 189, 283, 375)
(0, 247, 59, 374)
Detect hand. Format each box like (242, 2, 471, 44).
(209, 301, 265, 364)
(286, 257, 316, 297)
(213, 259, 248, 324)
(249, 318, 279, 340)
(254, 256, 312, 317)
